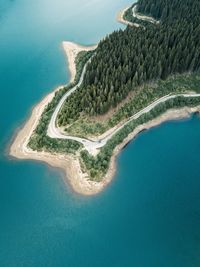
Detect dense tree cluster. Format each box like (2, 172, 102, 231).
(137, 0, 200, 22)
(58, 0, 200, 126)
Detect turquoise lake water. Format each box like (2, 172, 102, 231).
(1, 0, 200, 266)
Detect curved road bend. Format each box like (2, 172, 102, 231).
(47, 80, 200, 154)
(47, 11, 199, 155)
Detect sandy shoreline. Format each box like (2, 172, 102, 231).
(9, 31, 200, 195)
(9, 93, 200, 195)
(117, 5, 140, 27)
(62, 41, 97, 83)
(9, 41, 100, 196)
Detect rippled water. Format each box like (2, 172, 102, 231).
(0, 1, 200, 266)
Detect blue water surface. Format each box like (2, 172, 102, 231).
(0, 1, 200, 266)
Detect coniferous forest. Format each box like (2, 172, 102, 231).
(58, 0, 200, 126)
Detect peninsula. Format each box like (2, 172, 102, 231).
(10, 0, 200, 195)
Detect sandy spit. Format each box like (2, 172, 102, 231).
(117, 6, 140, 28)
(9, 97, 200, 196)
(62, 41, 97, 83)
(9, 42, 101, 196)
(9, 40, 200, 195)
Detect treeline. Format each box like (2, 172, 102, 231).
(58, 0, 200, 126)
(137, 0, 200, 22)
(65, 73, 200, 138)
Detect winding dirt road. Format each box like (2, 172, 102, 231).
(47, 70, 200, 155)
(132, 5, 160, 24)
(47, 6, 199, 155)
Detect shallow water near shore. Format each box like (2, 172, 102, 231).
(1, 0, 200, 266)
